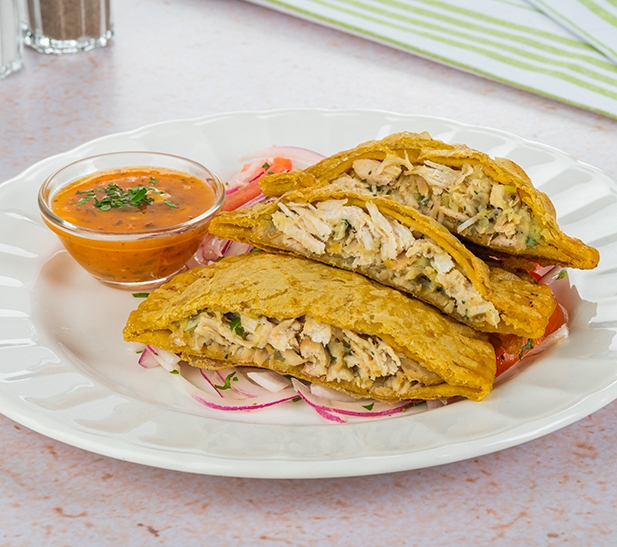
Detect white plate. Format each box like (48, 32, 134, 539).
(1, 109, 616, 479)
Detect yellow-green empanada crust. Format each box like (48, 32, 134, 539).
(258, 131, 599, 269)
(208, 188, 556, 338)
(123, 253, 496, 402)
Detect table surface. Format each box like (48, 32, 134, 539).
(2, 1, 617, 545)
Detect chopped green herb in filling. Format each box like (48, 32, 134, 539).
(270, 199, 500, 327)
(170, 312, 443, 396)
(325, 155, 541, 251)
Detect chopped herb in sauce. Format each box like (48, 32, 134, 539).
(76, 183, 164, 210)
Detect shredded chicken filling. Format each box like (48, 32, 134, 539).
(327, 154, 542, 251)
(270, 199, 500, 326)
(170, 312, 443, 394)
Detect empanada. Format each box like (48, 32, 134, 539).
(258, 132, 599, 269)
(123, 253, 496, 402)
(209, 188, 556, 338)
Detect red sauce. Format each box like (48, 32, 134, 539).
(52, 167, 216, 232)
(46, 167, 219, 286)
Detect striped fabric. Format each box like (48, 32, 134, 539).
(527, 0, 617, 64)
(244, 0, 617, 119)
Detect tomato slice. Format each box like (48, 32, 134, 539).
(494, 301, 565, 378)
(241, 157, 293, 176)
(495, 346, 522, 377)
(223, 179, 264, 211)
(267, 157, 293, 173)
(224, 157, 293, 211)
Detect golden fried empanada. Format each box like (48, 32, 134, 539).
(259, 132, 599, 269)
(209, 188, 556, 338)
(123, 253, 496, 402)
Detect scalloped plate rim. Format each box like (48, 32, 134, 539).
(0, 108, 616, 479)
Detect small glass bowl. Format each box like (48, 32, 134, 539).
(38, 151, 225, 290)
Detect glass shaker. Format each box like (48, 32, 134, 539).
(0, 0, 23, 79)
(24, 0, 113, 55)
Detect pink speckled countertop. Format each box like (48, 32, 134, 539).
(2, 1, 617, 545)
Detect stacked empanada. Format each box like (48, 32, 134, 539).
(124, 132, 599, 403)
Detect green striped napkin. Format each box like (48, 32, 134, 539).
(527, 0, 617, 64)
(245, 0, 617, 119)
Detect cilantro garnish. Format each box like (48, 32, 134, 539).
(75, 186, 106, 206)
(163, 199, 178, 208)
(75, 183, 177, 210)
(149, 177, 159, 185)
(362, 403, 375, 411)
(214, 372, 238, 390)
(132, 292, 149, 298)
(169, 369, 180, 375)
(557, 270, 568, 280)
(343, 341, 352, 356)
(228, 314, 245, 337)
(519, 338, 534, 359)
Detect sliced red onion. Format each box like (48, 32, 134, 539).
(137, 345, 160, 369)
(182, 364, 223, 397)
(538, 266, 565, 285)
(246, 370, 293, 393)
(199, 234, 229, 263)
(213, 368, 267, 398)
(220, 239, 232, 255)
(135, 347, 442, 420)
(144, 345, 181, 372)
(328, 398, 418, 418)
(526, 324, 569, 358)
(292, 379, 416, 420)
(309, 383, 358, 403)
(191, 392, 298, 412)
(226, 160, 266, 188)
(292, 381, 347, 423)
(559, 304, 569, 325)
(223, 241, 253, 257)
(237, 146, 325, 169)
(198, 369, 246, 400)
(172, 370, 298, 411)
